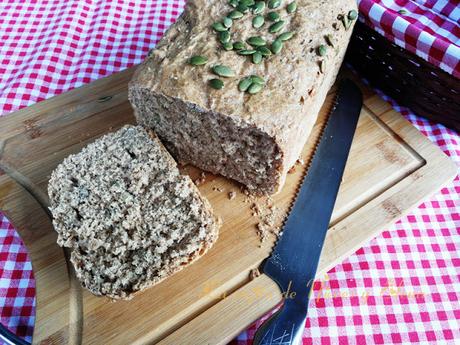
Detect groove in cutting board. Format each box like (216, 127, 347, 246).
(0, 68, 456, 345)
(328, 109, 425, 227)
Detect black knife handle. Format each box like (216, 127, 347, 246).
(252, 300, 307, 345)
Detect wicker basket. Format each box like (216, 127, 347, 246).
(346, 21, 460, 132)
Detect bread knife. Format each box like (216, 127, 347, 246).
(253, 79, 363, 345)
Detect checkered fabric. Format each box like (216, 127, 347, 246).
(0, 0, 184, 116)
(358, 0, 460, 78)
(0, 213, 35, 343)
(0, 1, 458, 344)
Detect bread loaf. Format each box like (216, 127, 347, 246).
(48, 125, 219, 299)
(129, 0, 357, 194)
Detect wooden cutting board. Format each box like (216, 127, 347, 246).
(0, 67, 456, 345)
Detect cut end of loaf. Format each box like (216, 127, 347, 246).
(48, 125, 219, 299)
(129, 87, 284, 195)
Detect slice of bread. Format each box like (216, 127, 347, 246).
(48, 125, 219, 300)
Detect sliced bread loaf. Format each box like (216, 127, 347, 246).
(48, 125, 219, 300)
(129, 0, 357, 195)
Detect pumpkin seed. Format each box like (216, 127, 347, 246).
(346, 20, 352, 30)
(219, 30, 231, 44)
(222, 41, 233, 50)
(257, 46, 272, 56)
(212, 22, 227, 32)
(325, 34, 334, 47)
(238, 77, 252, 92)
(250, 75, 265, 85)
(247, 36, 266, 47)
(233, 41, 246, 50)
(277, 31, 294, 41)
(228, 10, 244, 19)
(240, 0, 255, 6)
(347, 10, 358, 20)
(269, 20, 284, 33)
(267, 11, 280, 22)
(239, 76, 265, 93)
(189, 55, 208, 65)
(268, 0, 281, 9)
(319, 60, 325, 73)
(252, 15, 265, 28)
(271, 39, 283, 54)
(209, 78, 224, 89)
(318, 44, 327, 56)
(229, 0, 239, 7)
(252, 51, 263, 64)
(212, 65, 235, 77)
(341, 15, 350, 30)
(286, 1, 297, 13)
(238, 49, 257, 55)
(237, 3, 248, 12)
(248, 82, 263, 94)
(223, 17, 233, 28)
(253, 1, 265, 14)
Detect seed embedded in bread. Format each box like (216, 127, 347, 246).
(48, 125, 219, 300)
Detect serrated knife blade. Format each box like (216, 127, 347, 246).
(253, 79, 363, 345)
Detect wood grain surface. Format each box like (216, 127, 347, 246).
(0, 67, 456, 345)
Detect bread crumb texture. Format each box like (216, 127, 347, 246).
(48, 125, 219, 300)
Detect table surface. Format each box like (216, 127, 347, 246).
(0, 1, 459, 344)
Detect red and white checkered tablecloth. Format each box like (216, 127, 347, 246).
(0, 215, 35, 343)
(358, 0, 460, 78)
(0, 1, 459, 344)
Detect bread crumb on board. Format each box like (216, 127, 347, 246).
(194, 172, 206, 186)
(246, 196, 282, 243)
(234, 186, 283, 242)
(249, 268, 261, 280)
(228, 191, 236, 200)
(212, 186, 224, 192)
(288, 157, 306, 174)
